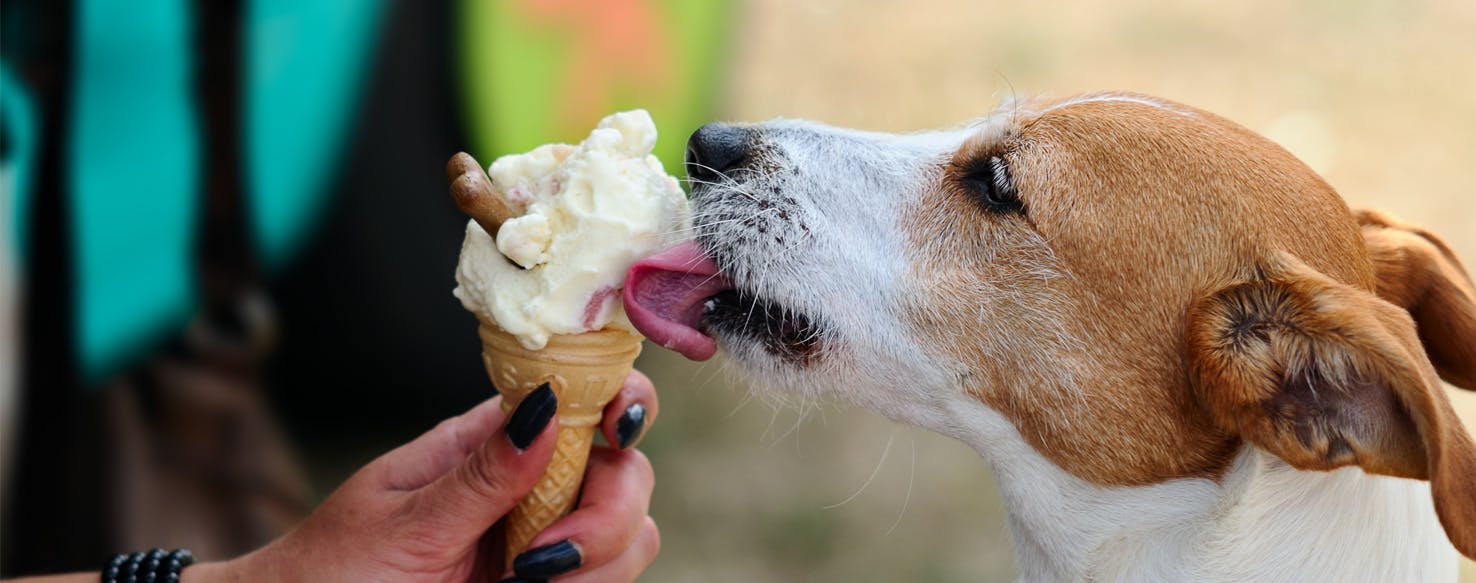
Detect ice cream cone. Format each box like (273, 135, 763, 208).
(476, 320, 643, 567)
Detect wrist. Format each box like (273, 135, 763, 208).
(180, 544, 287, 583)
(178, 560, 236, 583)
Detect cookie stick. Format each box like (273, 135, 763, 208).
(446, 152, 516, 237)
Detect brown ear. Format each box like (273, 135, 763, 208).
(1188, 253, 1476, 559)
(1356, 209, 1476, 390)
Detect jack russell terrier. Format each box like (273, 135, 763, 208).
(624, 92, 1476, 581)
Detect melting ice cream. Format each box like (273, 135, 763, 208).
(454, 110, 690, 350)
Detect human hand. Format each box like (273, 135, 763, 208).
(188, 370, 660, 582)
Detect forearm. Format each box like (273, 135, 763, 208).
(5, 558, 239, 583)
(7, 573, 95, 583)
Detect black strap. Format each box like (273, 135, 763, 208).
(190, 0, 274, 359)
(2, 0, 108, 575)
(192, 0, 257, 300)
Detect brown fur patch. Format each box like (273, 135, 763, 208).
(1357, 209, 1476, 390)
(902, 93, 1371, 486)
(1188, 253, 1476, 558)
(898, 93, 1476, 556)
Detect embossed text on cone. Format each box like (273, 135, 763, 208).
(477, 321, 643, 568)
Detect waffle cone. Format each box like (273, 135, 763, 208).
(477, 320, 643, 567)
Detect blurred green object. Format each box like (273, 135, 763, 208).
(457, 0, 734, 171)
(11, 0, 724, 383)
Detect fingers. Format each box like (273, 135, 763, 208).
(407, 386, 560, 545)
(373, 395, 509, 491)
(555, 517, 661, 583)
(601, 370, 659, 450)
(381, 369, 655, 492)
(507, 448, 656, 579)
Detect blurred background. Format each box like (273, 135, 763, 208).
(2, 0, 1474, 580)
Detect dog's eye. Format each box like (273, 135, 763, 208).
(962, 156, 1024, 214)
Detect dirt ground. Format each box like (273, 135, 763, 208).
(638, 1, 1476, 581)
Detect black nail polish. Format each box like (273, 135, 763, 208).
(513, 539, 582, 578)
(616, 402, 647, 449)
(506, 383, 557, 450)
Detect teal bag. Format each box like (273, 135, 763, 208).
(3, 0, 383, 383)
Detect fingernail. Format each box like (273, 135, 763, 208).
(513, 539, 582, 578)
(497, 578, 547, 583)
(506, 383, 557, 450)
(616, 402, 647, 449)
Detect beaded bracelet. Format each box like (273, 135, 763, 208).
(101, 548, 195, 583)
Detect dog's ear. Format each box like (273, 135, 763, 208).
(1356, 209, 1476, 390)
(1188, 253, 1476, 558)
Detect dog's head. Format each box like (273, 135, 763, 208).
(624, 92, 1476, 557)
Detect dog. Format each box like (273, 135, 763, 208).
(622, 92, 1476, 581)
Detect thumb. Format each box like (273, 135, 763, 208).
(410, 384, 560, 542)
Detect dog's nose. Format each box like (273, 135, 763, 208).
(685, 123, 749, 184)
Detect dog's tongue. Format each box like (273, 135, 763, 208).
(624, 242, 731, 361)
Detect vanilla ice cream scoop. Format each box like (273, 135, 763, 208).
(453, 110, 690, 350)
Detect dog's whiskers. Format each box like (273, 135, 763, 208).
(883, 437, 917, 536)
(666, 208, 782, 237)
(823, 428, 895, 510)
(725, 389, 756, 420)
(683, 162, 762, 202)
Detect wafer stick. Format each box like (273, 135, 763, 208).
(446, 152, 515, 237)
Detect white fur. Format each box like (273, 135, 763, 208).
(1037, 92, 1196, 117)
(931, 393, 1458, 582)
(690, 101, 1461, 581)
(691, 120, 976, 410)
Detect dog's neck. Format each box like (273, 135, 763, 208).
(912, 397, 1460, 582)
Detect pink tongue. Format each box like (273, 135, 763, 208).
(624, 242, 732, 361)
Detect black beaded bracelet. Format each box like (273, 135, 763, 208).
(101, 548, 195, 583)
